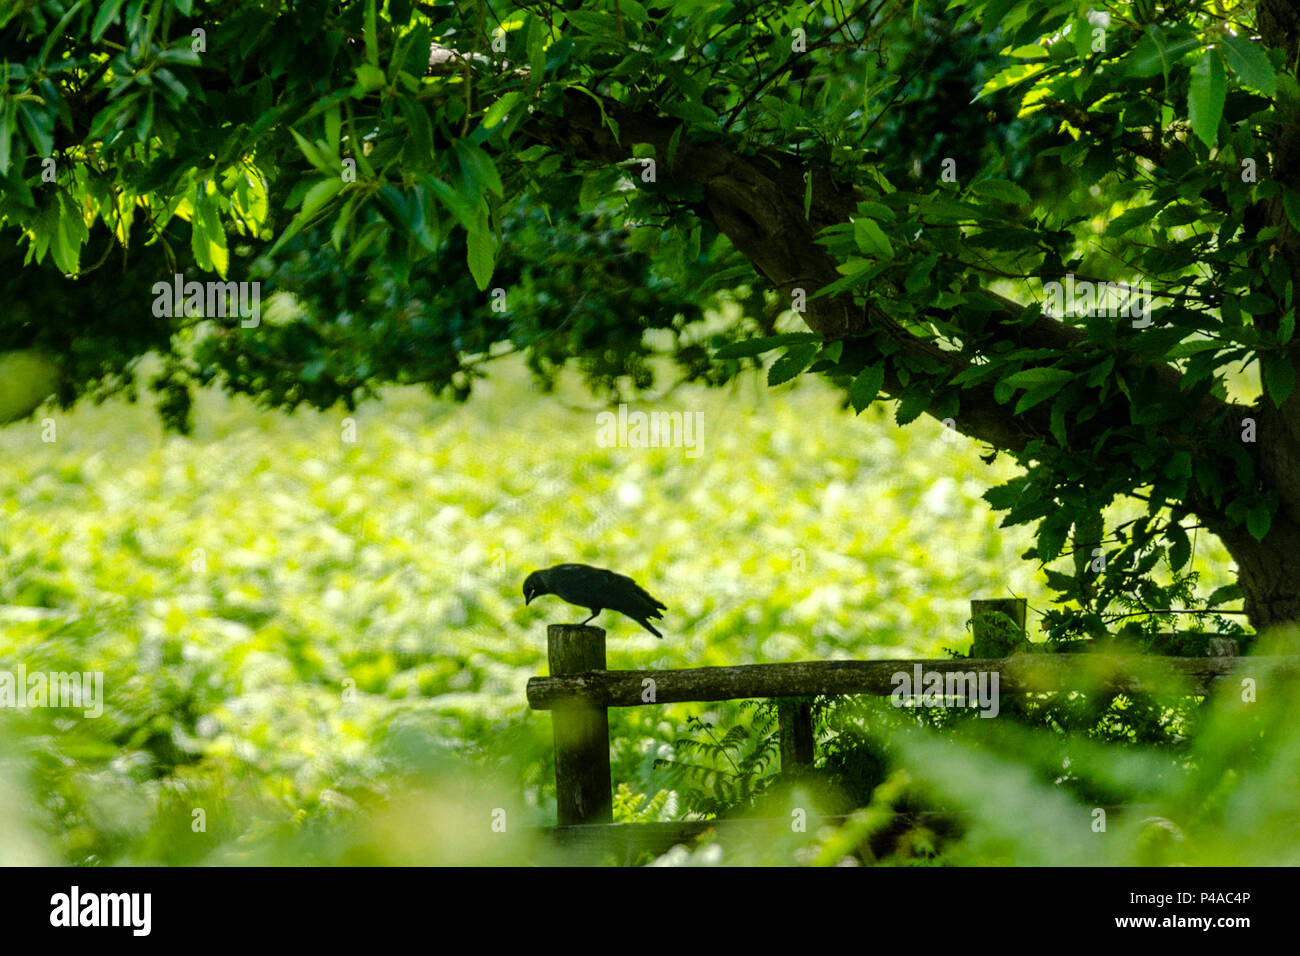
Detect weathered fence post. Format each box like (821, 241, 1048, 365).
(548, 624, 613, 826)
(970, 597, 1028, 657)
(776, 697, 815, 770)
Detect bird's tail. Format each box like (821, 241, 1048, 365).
(639, 618, 663, 639)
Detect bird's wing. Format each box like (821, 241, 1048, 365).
(635, 584, 667, 611)
(603, 569, 667, 611)
(626, 574, 665, 613)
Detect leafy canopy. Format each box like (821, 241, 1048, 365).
(2, 0, 1298, 628)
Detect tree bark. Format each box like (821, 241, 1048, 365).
(1234, 0, 1300, 627)
(1226, 524, 1300, 628)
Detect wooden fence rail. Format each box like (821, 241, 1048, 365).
(527, 652, 1265, 709)
(526, 601, 1283, 837)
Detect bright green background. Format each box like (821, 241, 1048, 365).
(0, 342, 1245, 864)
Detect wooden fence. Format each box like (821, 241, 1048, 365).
(525, 598, 1277, 857)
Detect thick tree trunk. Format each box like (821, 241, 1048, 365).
(1217, 517, 1300, 630)
(1237, 0, 1300, 631)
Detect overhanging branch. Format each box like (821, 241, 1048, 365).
(525, 88, 1246, 453)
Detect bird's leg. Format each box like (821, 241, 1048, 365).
(580, 609, 600, 625)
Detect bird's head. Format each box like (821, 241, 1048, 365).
(522, 571, 547, 605)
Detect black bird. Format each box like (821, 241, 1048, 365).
(523, 564, 667, 638)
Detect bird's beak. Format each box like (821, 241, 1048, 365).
(525, 593, 533, 605)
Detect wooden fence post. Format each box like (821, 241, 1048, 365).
(970, 597, 1028, 657)
(777, 697, 815, 770)
(548, 624, 613, 826)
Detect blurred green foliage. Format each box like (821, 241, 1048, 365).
(4, 353, 1274, 865)
(652, 628, 1300, 866)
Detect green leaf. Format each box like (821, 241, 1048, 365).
(665, 100, 717, 124)
(1007, 44, 1049, 59)
(0, 169, 33, 208)
(984, 476, 1028, 510)
(1003, 367, 1074, 390)
(1278, 311, 1295, 346)
(17, 102, 54, 157)
(38, 1, 85, 69)
(849, 364, 885, 413)
(191, 189, 229, 276)
(0, 108, 10, 177)
(1188, 50, 1226, 149)
(895, 388, 930, 425)
(853, 217, 894, 258)
(454, 140, 504, 198)
(564, 10, 617, 35)
(975, 61, 1046, 100)
(467, 203, 496, 290)
(1105, 203, 1162, 236)
(483, 91, 522, 128)
(189, 203, 211, 270)
(1261, 351, 1295, 406)
(1165, 450, 1193, 480)
(1086, 355, 1115, 386)
(626, 226, 657, 253)
(857, 201, 895, 221)
(330, 194, 359, 251)
(971, 179, 1031, 205)
(403, 178, 442, 247)
(1282, 187, 1300, 235)
(1037, 512, 1070, 561)
(527, 15, 547, 87)
(1049, 397, 1068, 445)
(91, 0, 127, 42)
(1247, 500, 1272, 542)
(354, 63, 387, 93)
(1122, 28, 1200, 79)
(905, 253, 938, 293)
(269, 178, 344, 255)
(1241, 292, 1275, 315)
(423, 175, 477, 232)
(767, 343, 819, 386)
(399, 97, 433, 161)
(324, 104, 341, 153)
(52, 196, 83, 274)
(1205, 583, 1242, 607)
(289, 128, 335, 174)
(1014, 382, 1063, 414)
(152, 67, 189, 104)
(915, 196, 984, 221)
(1167, 522, 1191, 571)
(299, 177, 345, 220)
(666, 123, 683, 166)
(1221, 32, 1276, 96)
(1167, 339, 1220, 359)
(714, 333, 821, 359)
